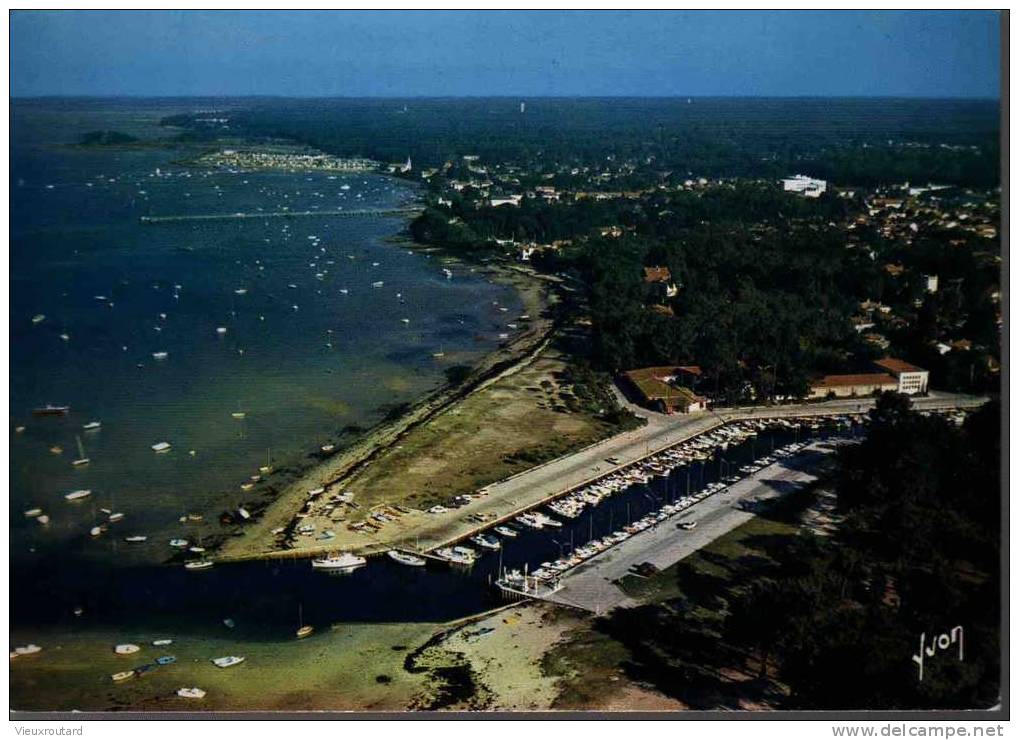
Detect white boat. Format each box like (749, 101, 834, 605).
(71, 435, 90, 467)
(320, 444, 335, 453)
(185, 560, 213, 571)
(111, 671, 135, 682)
(231, 412, 246, 419)
(514, 513, 544, 530)
(64, 489, 92, 502)
(442, 268, 453, 279)
(14, 644, 42, 655)
(494, 526, 517, 538)
(311, 553, 366, 572)
(152, 351, 169, 361)
(31, 314, 46, 325)
(23, 508, 43, 518)
(371, 281, 384, 288)
(124, 535, 147, 543)
(259, 448, 274, 475)
(177, 687, 207, 699)
(216, 327, 227, 335)
(152, 639, 173, 647)
(234, 288, 248, 295)
(151, 441, 171, 453)
(114, 644, 140, 655)
(108, 512, 124, 523)
(211, 656, 245, 668)
(83, 421, 102, 431)
(470, 534, 501, 551)
(387, 550, 427, 567)
(307, 487, 325, 497)
(169, 538, 189, 548)
(434, 547, 475, 566)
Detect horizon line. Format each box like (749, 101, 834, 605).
(10, 93, 1002, 102)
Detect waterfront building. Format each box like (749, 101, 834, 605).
(873, 358, 930, 395)
(621, 367, 708, 414)
(807, 373, 899, 399)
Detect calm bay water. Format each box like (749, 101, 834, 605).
(10, 100, 521, 575)
(10, 100, 845, 666)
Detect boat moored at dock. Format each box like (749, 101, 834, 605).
(311, 553, 366, 572)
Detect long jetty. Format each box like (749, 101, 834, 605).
(140, 207, 423, 224)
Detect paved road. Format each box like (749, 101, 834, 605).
(543, 441, 842, 613)
(412, 390, 985, 552)
(233, 389, 986, 560)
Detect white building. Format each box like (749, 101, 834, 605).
(873, 358, 930, 395)
(924, 274, 939, 293)
(782, 174, 827, 198)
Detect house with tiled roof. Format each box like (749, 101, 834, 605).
(621, 367, 707, 414)
(873, 358, 929, 394)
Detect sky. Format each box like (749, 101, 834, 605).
(10, 10, 1001, 98)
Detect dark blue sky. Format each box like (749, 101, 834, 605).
(11, 10, 1001, 98)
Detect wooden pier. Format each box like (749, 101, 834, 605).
(140, 206, 423, 224)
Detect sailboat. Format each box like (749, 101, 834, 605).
(71, 436, 90, 466)
(295, 604, 313, 639)
(259, 448, 274, 475)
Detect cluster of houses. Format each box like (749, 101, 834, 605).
(201, 148, 379, 172)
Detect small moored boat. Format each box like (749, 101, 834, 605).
(33, 404, 69, 416)
(387, 550, 427, 567)
(311, 553, 366, 572)
(211, 656, 245, 668)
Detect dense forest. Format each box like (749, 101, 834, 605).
(413, 184, 876, 403)
(162, 97, 1001, 187)
(600, 394, 1001, 709)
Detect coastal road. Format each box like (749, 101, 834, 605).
(230, 389, 985, 561)
(408, 390, 986, 552)
(542, 440, 841, 614)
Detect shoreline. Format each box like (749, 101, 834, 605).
(215, 232, 561, 562)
